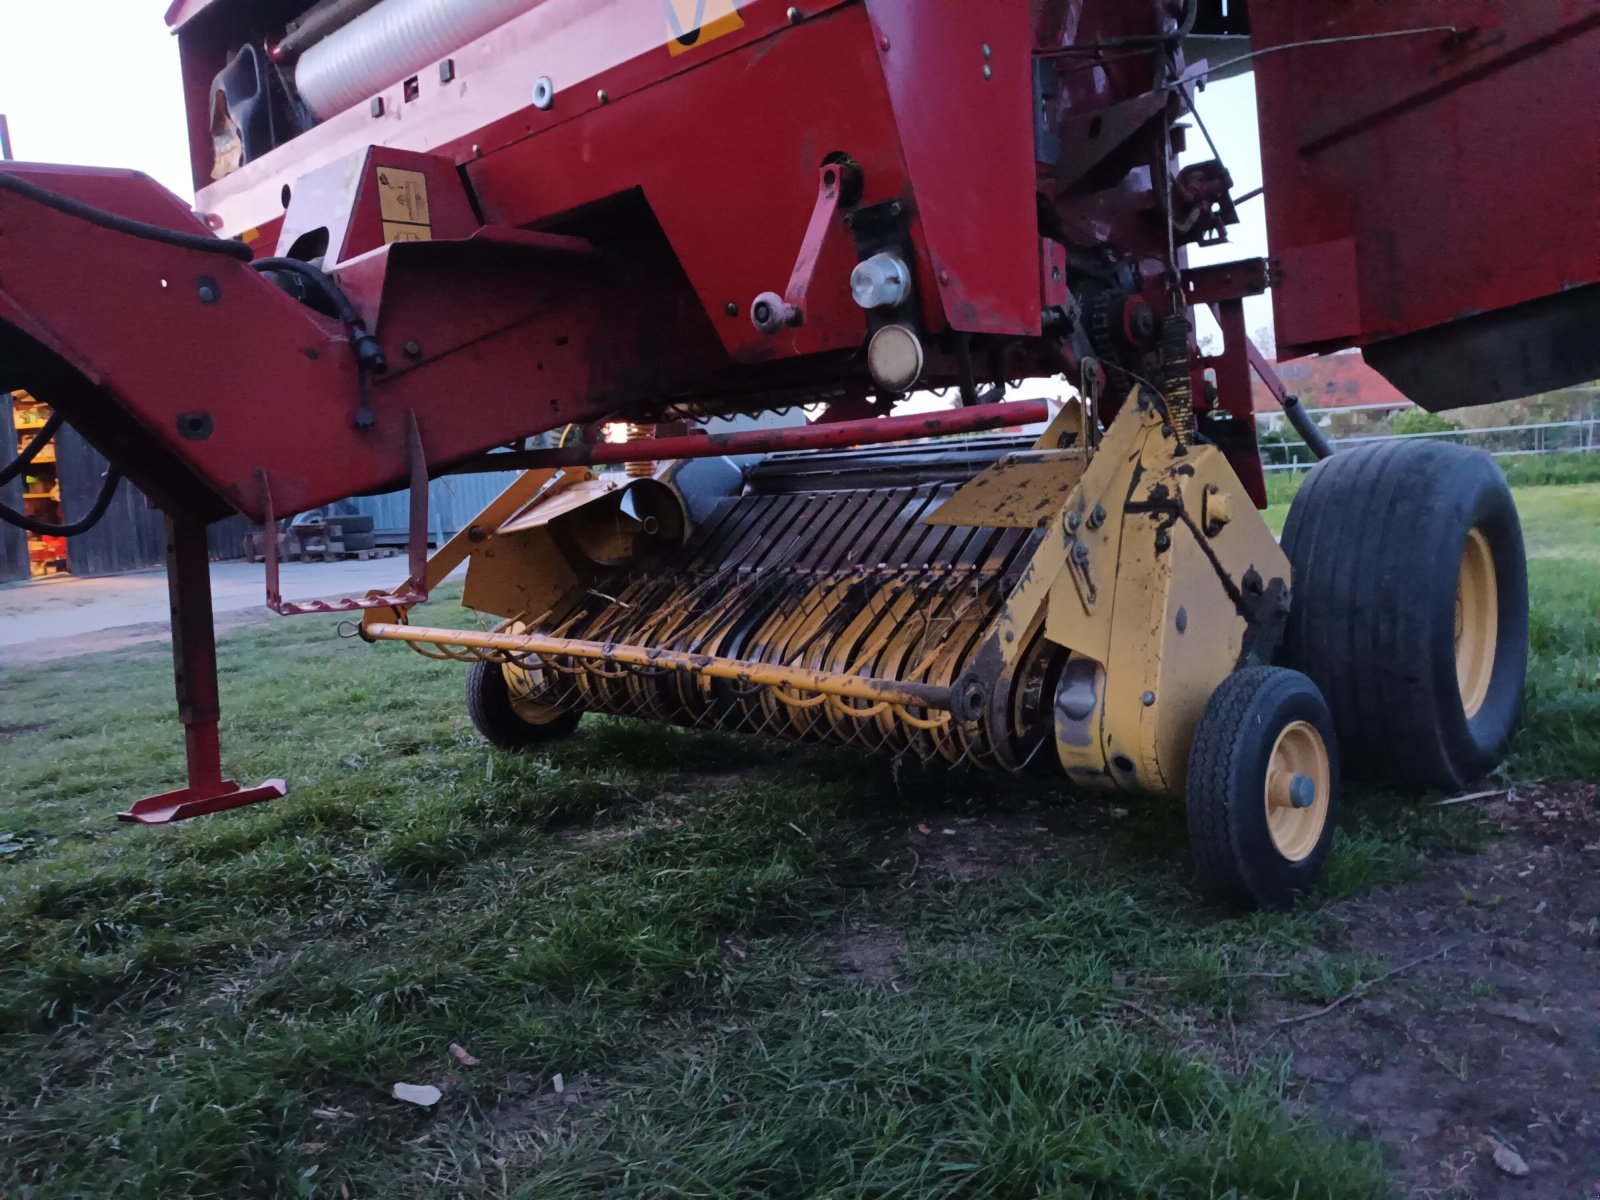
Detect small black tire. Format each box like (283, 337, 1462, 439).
(1280, 440, 1528, 791)
(1186, 666, 1340, 910)
(341, 532, 376, 551)
(466, 659, 582, 750)
(333, 515, 375, 535)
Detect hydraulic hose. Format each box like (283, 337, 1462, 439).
(1283, 394, 1335, 461)
(0, 409, 63, 488)
(251, 256, 388, 374)
(0, 171, 255, 261)
(0, 466, 122, 537)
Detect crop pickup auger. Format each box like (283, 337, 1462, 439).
(3, 0, 1592, 907)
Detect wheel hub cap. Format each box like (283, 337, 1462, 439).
(1265, 720, 1331, 862)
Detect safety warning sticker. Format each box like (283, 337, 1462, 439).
(666, 0, 744, 56)
(376, 167, 432, 244)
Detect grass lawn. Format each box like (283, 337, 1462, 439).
(1, 481, 1594, 1200)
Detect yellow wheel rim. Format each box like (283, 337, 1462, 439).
(505, 658, 572, 726)
(1454, 528, 1498, 719)
(1264, 720, 1331, 862)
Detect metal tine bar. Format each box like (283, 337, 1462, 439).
(815, 488, 901, 573)
(686, 494, 773, 571)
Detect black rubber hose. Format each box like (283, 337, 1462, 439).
(1283, 394, 1335, 460)
(251, 256, 388, 373)
(0, 409, 63, 488)
(0, 170, 255, 261)
(0, 467, 122, 536)
(251, 256, 363, 326)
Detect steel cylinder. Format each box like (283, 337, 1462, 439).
(295, 0, 538, 120)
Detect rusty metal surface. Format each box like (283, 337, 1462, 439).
(924, 451, 1088, 530)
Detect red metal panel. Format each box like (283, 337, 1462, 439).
(191, 0, 851, 236)
(865, 0, 1041, 335)
(467, 3, 910, 362)
(1253, 1, 1600, 356)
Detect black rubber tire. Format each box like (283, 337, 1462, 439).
(466, 659, 582, 750)
(1186, 666, 1340, 910)
(1280, 440, 1528, 791)
(333, 515, 375, 535)
(341, 532, 376, 551)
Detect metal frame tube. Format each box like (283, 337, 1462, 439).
(447, 400, 1050, 474)
(364, 622, 957, 710)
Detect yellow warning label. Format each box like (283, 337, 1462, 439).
(382, 221, 432, 244)
(666, 0, 744, 56)
(376, 167, 432, 243)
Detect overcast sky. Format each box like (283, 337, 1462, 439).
(0, 2, 1272, 339)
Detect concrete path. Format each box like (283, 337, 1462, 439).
(0, 559, 428, 665)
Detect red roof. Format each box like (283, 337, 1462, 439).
(1251, 351, 1410, 414)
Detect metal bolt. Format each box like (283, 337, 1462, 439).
(982, 65, 993, 80)
(843, 212, 855, 228)
(439, 58, 456, 84)
(471, 144, 483, 158)
(939, 270, 951, 285)
(1071, 541, 1089, 565)
(1140, 691, 1156, 707)
(1154, 530, 1171, 551)
(889, 201, 903, 217)
(982, 43, 992, 59)
(1066, 510, 1081, 531)
(880, 34, 891, 50)
(532, 76, 554, 110)
(725, 302, 739, 317)
(1289, 774, 1317, 810)
(371, 97, 385, 117)
(597, 89, 610, 104)
(197, 282, 218, 304)
(1087, 504, 1106, 529)
(403, 340, 422, 359)
(787, 5, 802, 22)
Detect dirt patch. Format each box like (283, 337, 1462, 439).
(1241, 782, 1600, 1200)
(839, 927, 905, 986)
(880, 794, 1115, 884)
(0, 721, 46, 741)
(488, 1073, 594, 1134)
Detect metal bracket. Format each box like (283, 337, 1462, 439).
(259, 410, 431, 615)
(751, 161, 861, 333)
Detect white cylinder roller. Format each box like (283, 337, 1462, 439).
(295, 0, 537, 121)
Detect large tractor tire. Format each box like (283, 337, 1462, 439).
(1280, 440, 1528, 792)
(466, 658, 583, 750)
(1187, 666, 1340, 909)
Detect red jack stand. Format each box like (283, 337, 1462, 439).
(118, 517, 287, 824)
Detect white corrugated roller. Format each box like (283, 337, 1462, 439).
(295, 0, 538, 121)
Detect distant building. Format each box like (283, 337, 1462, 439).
(1252, 350, 1409, 414)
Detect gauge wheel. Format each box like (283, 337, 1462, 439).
(466, 657, 582, 749)
(1186, 666, 1340, 910)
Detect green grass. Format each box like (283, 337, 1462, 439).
(1, 482, 1593, 1199)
